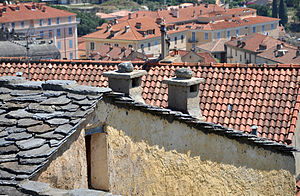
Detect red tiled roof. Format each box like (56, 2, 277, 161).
(225, 33, 282, 52)
(84, 16, 187, 41)
(169, 50, 217, 63)
(0, 2, 76, 23)
(0, 59, 299, 145)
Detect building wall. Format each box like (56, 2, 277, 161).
(226, 45, 256, 64)
(84, 31, 187, 58)
(34, 129, 88, 190)
(2, 16, 78, 59)
(90, 101, 295, 196)
(187, 21, 279, 50)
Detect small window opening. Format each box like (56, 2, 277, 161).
(132, 78, 140, 88)
(190, 84, 198, 93)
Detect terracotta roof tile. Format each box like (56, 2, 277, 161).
(0, 59, 299, 145)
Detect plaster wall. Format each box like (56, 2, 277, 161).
(35, 129, 88, 190)
(90, 101, 295, 196)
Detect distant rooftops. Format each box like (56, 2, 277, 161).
(225, 33, 300, 64)
(0, 2, 76, 23)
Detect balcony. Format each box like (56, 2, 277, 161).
(188, 38, 198, 43)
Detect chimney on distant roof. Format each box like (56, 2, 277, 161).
(163, 68, 205, 120)
(128, 13, 132, 19)
(259, 44, 267, 50)
(124, 25, 130, 33)
(103, 62, 147, 103)
(136, 13, 138, 18)
(135, 22, 141, 29)
(160, 22, 168, 60)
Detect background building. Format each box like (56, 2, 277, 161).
(0, 2, 78, 59)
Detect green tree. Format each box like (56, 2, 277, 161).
(272, 0, 278, 18)
(50, 5, 104, 36)
(278, 0, 288, 26)
(248, 4, 269, 16)
(296, 6, 300, 22)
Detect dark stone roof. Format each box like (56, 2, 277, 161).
(0, 76, 111, 190)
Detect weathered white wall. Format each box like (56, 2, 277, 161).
(86, 101, 295, 196)
(35, 129, 88, 190)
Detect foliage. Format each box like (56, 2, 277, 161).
(272, 0, 278, 18)
(248, 4, 269, 17)
(296, 6, 300, 22)
(50, 5, 104, 36)
(278, 0, 288, 26)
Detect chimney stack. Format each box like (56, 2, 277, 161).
(160, 22, 168, 60)
(103, 62, 147, 103)
(128, 13, 132, 19)
(163, 68, 204, 120)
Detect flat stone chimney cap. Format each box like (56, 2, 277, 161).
(175, 68, 193, 79)
(103, 62, 146, 79)
(117, 62, 134, 73)
(163, 68, 204, 86)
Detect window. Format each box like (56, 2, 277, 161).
(192, 43, 195, 48)
(271, 23, 274, 30)
(217, 32, 221, 39)
(70, 52, 73, 60)
(69, 40, 73, 48)
(227, 30, 230, 38)
(114, 43, 119, 47)
(148, 42, 151, 51)
(68, 16, 72, 23)
(57, 29, 61, 37)
(235, 49, 237, 56)
(49, 30, 52, 38)
(192, 32, 196, 41)
(40, 19, 43, 27)
(57, 41, 61, 50)
(1, 23, 4, 28)
(48, 18, 51, 25)
(21, 21, 24, 28)
(11, 22, 15, 29)
(69, 27, 72, 35)
(40, 31, 44, 39)
(154, 40, 158, 50)
(174, 36, 177, 45)
(244, 52, 246, 60)
(90, 42, 95, 50)
(141, 44, 144, 49)
(240, 54, 242, 61)
(236, 29, 239, 36)
(262, 25, 265, 33)
(57, 17, 60, 24)
(252, 26, 256, 33)
(181, 34, 184, 43)
(205, 32, 208, 40)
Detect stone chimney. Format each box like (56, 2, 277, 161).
(160, 22, 168, 59)
(128, 13, 132, 19)
(103, 62, 147, 103)
(163, 68, 204, 120)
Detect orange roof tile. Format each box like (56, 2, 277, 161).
(0, 2, 75, 23)
(0, 59, 299, 145)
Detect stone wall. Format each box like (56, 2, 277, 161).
(34, 129, 88, 190)
(90, 101, 295, 196)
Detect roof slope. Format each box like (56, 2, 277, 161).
(0, 2, 76, 23)
(0, 60, 299, 145)
(0, 76, 110, 186)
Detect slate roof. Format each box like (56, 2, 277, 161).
(0, 59, 299, 145)
(0, 76, 111, 187)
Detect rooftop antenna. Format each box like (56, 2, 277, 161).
(24, 23, 35, 80)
